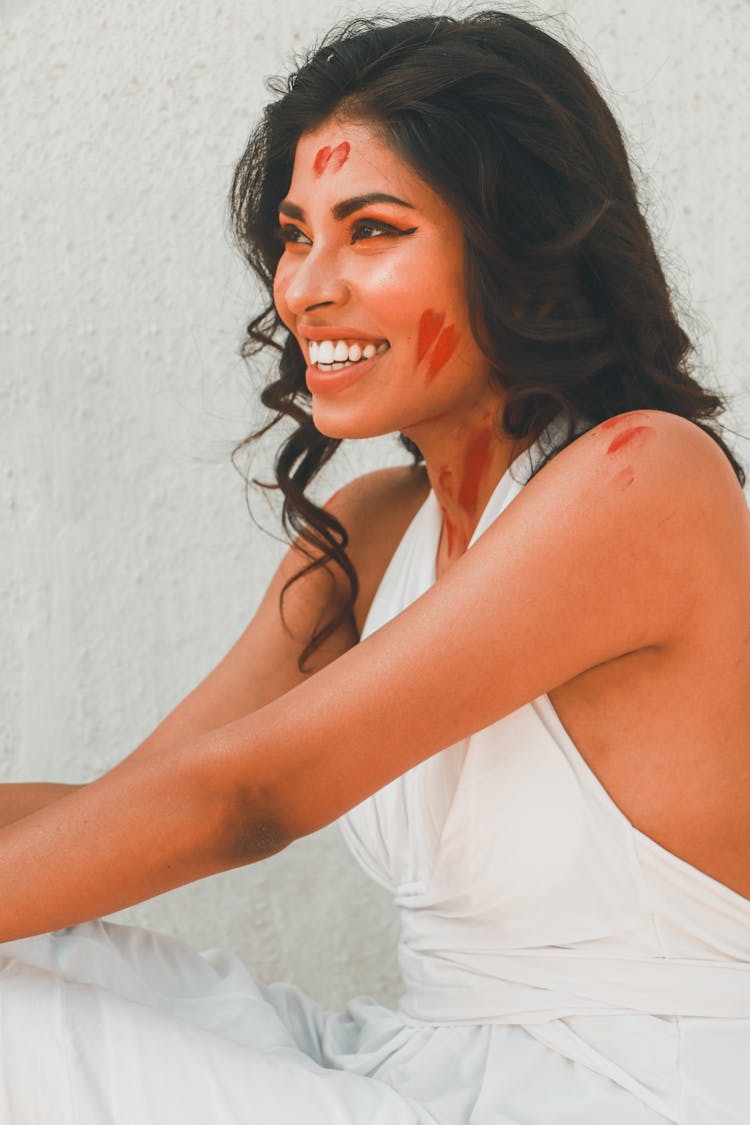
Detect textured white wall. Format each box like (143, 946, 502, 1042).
(2, 0, 748, 1011)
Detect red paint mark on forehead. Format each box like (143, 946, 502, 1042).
(313, 146, 332, 176)
(313, 141, 350, 177)
(329, 141, 350, 171)
(607, 425, 651, 455)
(417, 309, 445, 362)
(426, 325, 459, 383)
(457, 428, 493, 514)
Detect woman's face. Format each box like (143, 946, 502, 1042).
(273, 116, 500, 440)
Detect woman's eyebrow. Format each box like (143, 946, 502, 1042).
(278, 192, 415, 221)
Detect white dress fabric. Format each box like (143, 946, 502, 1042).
(2, 424, 749, 1124)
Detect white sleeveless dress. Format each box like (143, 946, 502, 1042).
(2, 427, 749, 1125)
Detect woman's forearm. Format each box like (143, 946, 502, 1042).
(0, 729, 282, 943)
(0, 783, 86, 829)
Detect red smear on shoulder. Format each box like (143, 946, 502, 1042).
(612, 466, 636, 491)
(313, 146, 332, 176)
(607, 425, 651, 455)
(417, 309, 445, 362)
(600, 411, 647, 431)
(426, 325, 459, 383)
(457, 428, 493, 514)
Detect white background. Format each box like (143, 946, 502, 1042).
(2, 0, 748, 1008)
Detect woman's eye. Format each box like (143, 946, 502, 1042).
(350, 220, 399, 242)
(274, 224, 310, 246)
(274, 219, 414, 248)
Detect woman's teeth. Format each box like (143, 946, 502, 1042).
(308, 339, 389, 371)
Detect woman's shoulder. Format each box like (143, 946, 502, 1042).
(535, 408, 748, 622)
(324, 464, 431, 637)
(554, 409, 744, 522)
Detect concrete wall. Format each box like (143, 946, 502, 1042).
(2, 0, 748, 1011)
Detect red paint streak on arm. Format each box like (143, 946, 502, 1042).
(417, 309, 445, 362)
(426, 325, 459, 383)
(457, 428, 493, 514)
(329, 142, 350, 171)
(313, 146, 332, 176)
(606, 425, 651, 455)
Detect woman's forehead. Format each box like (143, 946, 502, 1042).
(289, 118, 442, 210)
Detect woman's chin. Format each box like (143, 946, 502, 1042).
(310, 402, 394, 441)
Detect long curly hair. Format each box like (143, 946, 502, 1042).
(229, 10, 744, 672)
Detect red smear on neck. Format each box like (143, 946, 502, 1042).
(457, 429, 493, 514)
(439, 506, 457, 559)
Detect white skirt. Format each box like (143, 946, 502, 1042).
(0, 920, 675, 1124)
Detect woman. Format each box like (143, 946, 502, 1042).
(1, 10, 748, 1124)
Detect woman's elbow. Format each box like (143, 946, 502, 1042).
(219, 781, 295, 866)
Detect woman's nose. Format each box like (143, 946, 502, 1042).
(281, 247, 350, 316)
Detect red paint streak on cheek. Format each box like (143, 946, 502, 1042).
(417, 309, 445, 362)
(612, 466, 636, 491)
(313, 146, 332, 176)
(607, 425, 651, 455)
(329, 141, 350, 171)
(457, 428, 493, 513)
(426, 326, 459, 383)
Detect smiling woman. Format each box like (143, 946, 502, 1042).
(1, 8, 749, 1125)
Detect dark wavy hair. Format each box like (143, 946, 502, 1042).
(229, 9, 744, 672)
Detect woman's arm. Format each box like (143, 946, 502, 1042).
(0, 468, 416, 937)
(0, 783, 85, 829)
(0, 413, 737, 942)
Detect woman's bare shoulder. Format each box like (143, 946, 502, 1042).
(324, 464, 431, 636)
(562, 409, 744, 523)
